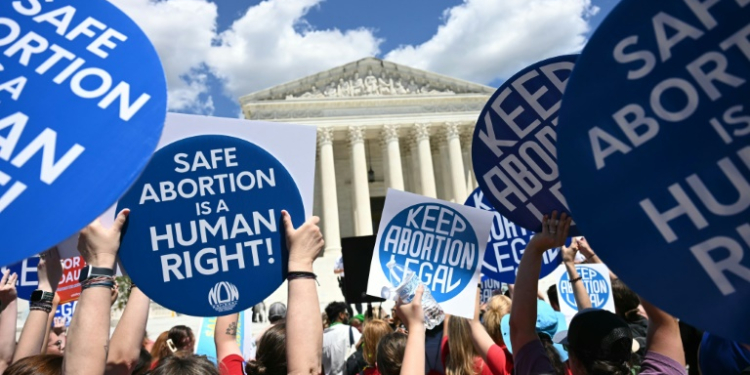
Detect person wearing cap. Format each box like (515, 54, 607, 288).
(268, 302, 287, 324)
(509, 211, 687, 375)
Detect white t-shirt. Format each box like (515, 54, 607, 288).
(322, 324, 361, 375)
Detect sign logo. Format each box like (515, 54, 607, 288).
(0, 0, 167, 266)
(208, 282, 239, 313)
(464, 187, 561, 283)
(472, 55, 579, 236)
(556, 0, 750, 343)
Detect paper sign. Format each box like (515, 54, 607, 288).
(472, 55, 579, 236)
(117, 116, 314, 317)
(556, 0, 750, 343)
(480, 275, 506, 305)
(367, 189, 493, 318)
(3, 255, 85, 303)
(556, 264, 615, 323)
(0, 0, 167, 267)
(464, 187, 562, 283)
(54, 301, 78, 328)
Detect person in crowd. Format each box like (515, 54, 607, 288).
(391, 284, 425, 375)
(350, 314, 365, 333)
(323, 301, 362, 375)
(425, 322, 446, 375)
(375, 333, 408, 375)
(252, 302, 267, 323)
(150, 325, 195, 369)
(149, 332, 170, 368)
(471, 290, 513, 375)
(334, 256, 362, 315)
(215, 210, 324, 375)
(46, 327, 66, 356)
(268, 301, 287, 323)
(4, 354, 63, 375)
(547, 285, 560, 312)
(611, 279, 648, 362)
(510, 211, 687, 375)
(347, 319, 391, 375)
(132, 348, 152, 375)
(151, 350, 219, 375)
(442, 314, 494, 375)
(698, 332, 750, 375)
(0, 269, 19, 373)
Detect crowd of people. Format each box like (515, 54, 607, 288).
(0, 210, 748, 375)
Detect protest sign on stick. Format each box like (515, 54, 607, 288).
(117, 114, 315, 317)
(367, 189, 493, 318)
(0, 0, 167, 266)
(557, 0, 750, 342)
(556, 263, 615, 324)
(472, 55, 579, 236)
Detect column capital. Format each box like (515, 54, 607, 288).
(445, 122, 462, 141)
(317, 126, 334, 147)
(460, 128, 473, 147)
(348, 125, 365, 145)
(381, 124, 400, 143)
(413, 123, 431, 141)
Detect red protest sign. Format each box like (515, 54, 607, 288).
(56, 256, 86, 304)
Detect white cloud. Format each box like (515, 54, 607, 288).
(385, 0, 597, 85)
(109, 0, 217, 114)
(206, 0, 382, 99)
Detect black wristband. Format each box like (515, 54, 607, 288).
(287, 271, 319, 285)
(570, 276, 583, 284)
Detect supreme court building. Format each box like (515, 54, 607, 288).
(240, 57, 494, 256)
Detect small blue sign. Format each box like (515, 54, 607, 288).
(479, 275, 505, 305)
(464, 188, 562, 283)
(379, 203, 481, 303)
(117, 135, 304, 317)
(2, 257, 39, 300)
(54, 301, 78, 328)
(558, 265, 611, 310)
(557, 0, 750, 342)
(0, 0, 167, 267)
(472, 55, 579, 236)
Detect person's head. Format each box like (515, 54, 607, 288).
(611, 279, 641, 323)
(547, 284, 560, 311)
(246, 323, 287, 375)
(133, 348, 153, 375)
(483, 295, 512, 346)
(325, 301, 349, 324)
(4, 354, 62, 375)
(501, 300, 569, 366)
(151, 351, 218, 375)
(150, 331, 170, 364)
(321, 312, 329, 329)
(268, 302, 287, 324)
(168, 325, 195, 353)
(46, 330, 66, 355)
(351, 314, 365, 332)
(362, 319, 392, 366)
(446, 316, 481, 375)
(376, 332, 407, 375)
(557, 309, 635, 375)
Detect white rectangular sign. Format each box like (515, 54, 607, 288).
(367, 189, 493, 319)
(556, 263, 616, 323)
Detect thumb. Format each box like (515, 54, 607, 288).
(112, 209, 130, 232)
(282, 210, 296, 235)
(414, 284, 424, 305)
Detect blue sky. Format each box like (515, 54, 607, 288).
(114, 0, 621, 118)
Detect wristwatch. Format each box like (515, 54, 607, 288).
(30, 290, 55, 303)
(79, 265, 115, 283)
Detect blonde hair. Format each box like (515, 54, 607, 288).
(483, 295, 512, 346)
(363, 320, 392, 366)
(446, 317, 481, 375)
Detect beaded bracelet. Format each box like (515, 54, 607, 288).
(82, 275, 116, 290)
(30, 301, 53, 314)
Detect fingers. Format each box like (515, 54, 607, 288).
(8, 273, 17, 287)
(413, 284, 424, 307)
(281, 210, 295, 234)
(541, 215, 549, 235)
(112, 209, 130, 232)
(0, 269, 8, 286)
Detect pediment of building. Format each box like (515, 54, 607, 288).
(239, 57, 495, 103)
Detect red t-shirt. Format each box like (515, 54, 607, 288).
(441, 336, 508, 375)
(362, 367, 381, 375)
(219, 354, 247, 375)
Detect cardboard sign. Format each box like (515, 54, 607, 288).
(341, 235, 386, 304)
(194, 312, 247, 364)
(479, 275, 506, 305)
(3, 255, 85, 303)
(367, 189, 493, 318)
(556, 264, 615, 323)
(54, 301, 78, 328)
(556, 0, 750, 342)
(472, 55, 579, 236)
(0, 0, 167, 267)
(464, 187, 562, 283)
(117, 115, 315, 317)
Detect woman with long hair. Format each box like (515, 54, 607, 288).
(4, 354, 62, 375)
(442, 316, 493, 375)
(150, 326, 195, 369)
(149, 331, 170, 368)
(359, 319, 392, 375)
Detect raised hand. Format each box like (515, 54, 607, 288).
(0, 270, 18, 311)
(576, 237, 595, 259)
(527, 211, 571, 254)
(561, 240, 579, 264)
(78, 209, 129, 269)
(282, 210, 324, 272)
(37, 248, 63, 293)
(396, 285, 424, 331)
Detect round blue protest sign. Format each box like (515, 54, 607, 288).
(557, 0, 750, 342)
(558, 266, 611, 310)
(464, 187, 561, 283)
(0, 0, 167, 267)
(379, 203, 481, 303)
(480, 275, 505, 305)
(117, 135, 304, 317)
(472, 55, 579, 236)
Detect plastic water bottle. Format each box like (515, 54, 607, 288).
(381, 269, 445, 330)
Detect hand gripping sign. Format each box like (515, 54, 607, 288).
(464, 187, 562, 283)
(556, 264, 615, 324)
(117, 135, 305, 317)
(557, 0, 750, 342)
(472, 55, 579, 236)
(367, 189, 494, 318)
(0, 0, 167, 266)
